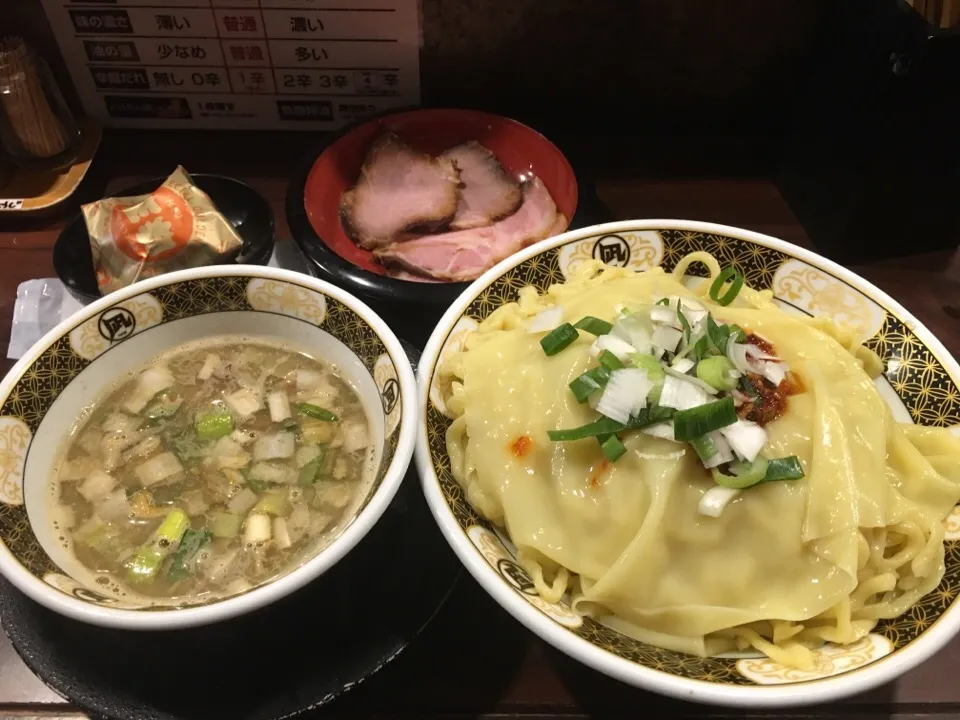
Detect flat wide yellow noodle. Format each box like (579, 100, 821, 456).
(444, 264, 960, 658)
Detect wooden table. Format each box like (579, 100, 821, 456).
(1, 132, 958, 719)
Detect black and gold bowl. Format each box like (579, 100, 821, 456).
(0, 264, 416, 629)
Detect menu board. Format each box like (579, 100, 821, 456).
(40, 0, 421, 130)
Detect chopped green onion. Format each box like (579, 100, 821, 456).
(696, 356, 738, 391)
(713, 456, 770, 489)
(569, 367, 611, 403)
(631, 354, 663, 380)
(709, 267, 745, 306)
(676, 304, 692, 343)
(690, 434, 719, 463)
(195, 411, 234, 440)
(548, 406, 675, 442)
(298, 454, 326, 485)
(631, 354, 665, 404)
(166, 528, 212, 582)
(760, 455, 805, 482)
(126, 508, 190, 583)
(673, 397, 737, 442)
(297, 403, 338, 422)
(548, 417, 625, 442)
(244, 467, 268, 493)
(540, 323, 579, 356)
(574, 316, 613, 336)
(598, 350, 625, 370)
(694, 335, 711, 360)
(706, 314, 731, 354)
(251, 491, 291, 517)
(145, 399, 182, 423)
(600, 435, 626, 462)
(210, 511, 243, 538)
(655, 298, 670, 306)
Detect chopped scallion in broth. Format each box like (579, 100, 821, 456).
(52, 339, 372, 601)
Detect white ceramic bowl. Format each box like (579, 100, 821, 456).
(415, 220, 960, 708)
(0, 265, 417, 629)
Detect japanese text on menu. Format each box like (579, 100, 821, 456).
(40, 0, 421, 130)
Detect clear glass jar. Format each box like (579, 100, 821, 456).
(0, 37, 82, 170)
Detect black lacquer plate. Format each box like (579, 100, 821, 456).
(54, 174, 276, 304)
(0, 431, 461, 720)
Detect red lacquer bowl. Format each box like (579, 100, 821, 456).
(289, 108, 578, 306)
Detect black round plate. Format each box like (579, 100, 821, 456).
(54, 174, 276, 305)
(0, 471, 460, 720)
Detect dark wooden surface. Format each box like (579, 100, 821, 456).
(0, 132, 959, 719)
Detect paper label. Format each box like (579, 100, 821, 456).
(40, 0, 421, 130)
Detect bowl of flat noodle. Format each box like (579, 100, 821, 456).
(415, 220, 960, 707)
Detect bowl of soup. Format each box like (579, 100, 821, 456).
(0, 265, 416, 629)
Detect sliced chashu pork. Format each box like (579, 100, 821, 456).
(375, 177, 558, 282)
(340, 132, 460, 249)
(440, 141, 523, 231)
(547, 212, 569, 237)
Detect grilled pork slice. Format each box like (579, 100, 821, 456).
(340, 132, 460, 249)
(547, 213, 569, 237)
(440, 141, 523, 230)
(374, 177, 557, 282)
(386, 268, 442, 283)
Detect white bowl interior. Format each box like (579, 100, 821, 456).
(26, 311, 385, 607)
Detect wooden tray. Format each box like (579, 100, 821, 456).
(0, 119, 101, 213)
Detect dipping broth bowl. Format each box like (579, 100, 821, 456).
(0, 265, 416, 629)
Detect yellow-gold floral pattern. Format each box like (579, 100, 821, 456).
(558, 230, 663, 278)
(424, 226, 960, 686)
(68, 294, 163, 361)
(946, 506, 960, 541)
(467, 525, 583, 628)
(373, 354, 402, 438)
(429, 317, 478, 418)
(773, 259, 885, 340)
(246, 278, 327, 325)
(736, 635, 894, 685)
(0, 417, 29, 506)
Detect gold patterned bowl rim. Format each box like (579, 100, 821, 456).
(414, 219, 960, 708)
(0, 264, 418, 629)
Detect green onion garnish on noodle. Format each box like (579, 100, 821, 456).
(760, 456, 805, 482)
(709, 267, 744, 306)
(569, 367, 611, 403)
(540, 323, 578, 356)
(574, 316, 613, 336)
(600, 434, 626, 462)
(696, 356, 738, 391)
(676, 304, 691, 343)
(547, 406, 674, 442)
(598, 350, 625, 370)
(672, 396, 737, 442)
(690, 434, 720, 463)
(712, 456, 770, 489)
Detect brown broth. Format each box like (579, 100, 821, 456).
(52, 339, 372, 601)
